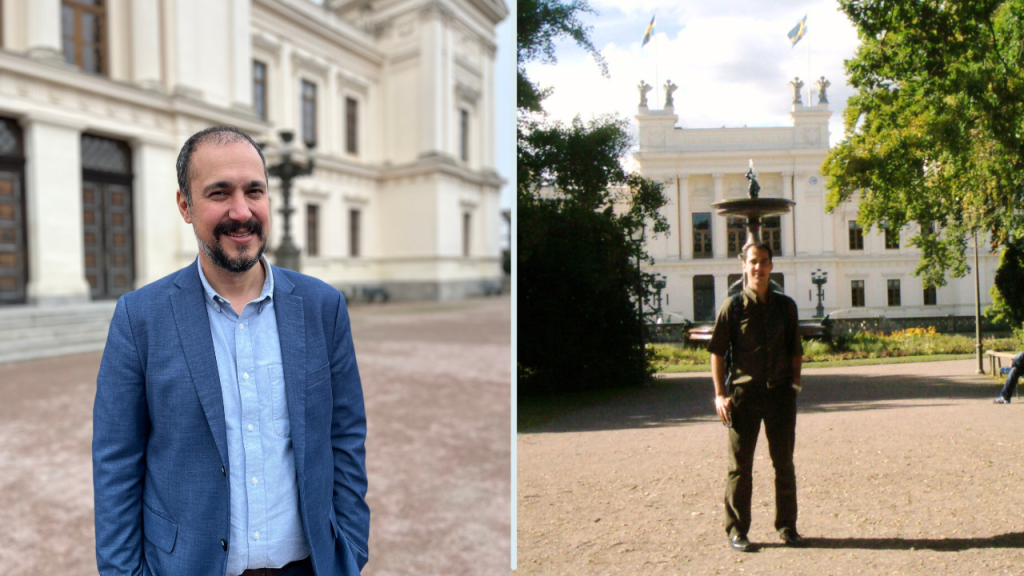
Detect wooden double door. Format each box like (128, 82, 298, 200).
(0, 165, 26, 303)
(82, 175, 134, 300)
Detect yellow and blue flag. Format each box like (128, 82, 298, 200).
(788, 15, 807, 47)
(642, 15, 656, 47)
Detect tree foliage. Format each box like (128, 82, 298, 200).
(987, 239, 1024, 326)
(518, 0, 668, 393)
(824, 0, 1024, 288)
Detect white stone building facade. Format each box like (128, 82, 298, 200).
(0, 0, 507, 306)
(634, 85, 999, 325)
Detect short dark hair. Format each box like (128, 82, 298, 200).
(741, 241, 773, 263)
(176, 126, 267, 207)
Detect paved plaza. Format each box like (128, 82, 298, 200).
(0, 295, 511, 576)
(518, 360, 1024, 575)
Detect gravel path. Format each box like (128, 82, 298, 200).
(0, 295, 511, 576)
(517, 360, 1024, 575)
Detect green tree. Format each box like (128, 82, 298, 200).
(518, 0, 668, 393)
(823, 0, 1024, 289)
(987, 239, 1024, 326)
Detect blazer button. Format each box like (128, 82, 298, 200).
(221, 539, 227, 551)
(221, 466, 226, 477)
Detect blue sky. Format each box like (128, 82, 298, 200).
(523, 0, 862, 148)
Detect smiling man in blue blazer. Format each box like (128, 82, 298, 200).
(93, 126, 369, 576)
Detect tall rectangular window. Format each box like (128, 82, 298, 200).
(924, 285, 937, 305)
(253, 60, 267, 120)
(693, 213, 712, 259)
(463, 213, 471, 257)
(345, 96, 358, 154)
(764, 215, 782, 256)
(693, 275, 716, 322)
(848, 221, 864, 250)
(349, 209, 360, 258)
(887, 279, 901, 306)
(727, 217, 745, 258)
(301, 80, 317, 149)
(851, 280, 865, 307)
(62, 0, 107, 75)
(306, 204, 319, 257)
(884, 224, 900, 249)
(460, 109, 469, 162)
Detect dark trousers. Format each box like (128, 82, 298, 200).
(724, 383, 798, 537)
(998, 353, 1024, 400)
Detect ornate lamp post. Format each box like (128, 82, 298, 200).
(630, 225, 646, 382)
(653, 274, 666, 319)
(268, 131, 313, 272)
(811, 269, 828, 319)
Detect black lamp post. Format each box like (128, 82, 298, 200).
(653, 274, 666, 318)
(630, 225, 646, 380)
(811, 269, 828, 319)
(268, 130, 313, 272)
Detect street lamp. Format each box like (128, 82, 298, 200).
(653, 274, 666, 321)
(267, 130, 314, 272)
(630, 225, 646, 382)
(811, 269, 828, 319)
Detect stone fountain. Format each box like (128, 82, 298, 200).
(711, 160, 795, 248)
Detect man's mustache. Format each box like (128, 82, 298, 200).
(213, 218, 264, 240)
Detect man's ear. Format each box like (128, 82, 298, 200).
(176, 190, 193, 224)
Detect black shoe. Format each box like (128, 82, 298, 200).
(994, 397, 1011, 404)
(729, 534, 755, 552)
(781, 530, 807, 547)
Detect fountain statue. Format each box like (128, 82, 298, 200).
(711, 160, 795, 249)
(638, 80, 653, 108)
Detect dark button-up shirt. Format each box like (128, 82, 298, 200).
(707, 286, 802, 388)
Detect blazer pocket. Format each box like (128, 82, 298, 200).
(270, 364, 290, 438)
(143, 504, 178, 554)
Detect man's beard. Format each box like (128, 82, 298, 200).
(195, 218, 267, 274)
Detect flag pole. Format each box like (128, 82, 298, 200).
(806, 26, 811, 104)
(655, 25, 660, 107)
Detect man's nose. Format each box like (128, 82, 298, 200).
(227, 191, 253, 220)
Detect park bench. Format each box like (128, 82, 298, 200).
(986, 350, 1023, 398)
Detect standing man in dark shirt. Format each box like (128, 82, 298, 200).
(707, 242, 804, 552)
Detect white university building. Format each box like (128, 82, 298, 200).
(0, 0, 507, 306)
(634, 79, 999, 326)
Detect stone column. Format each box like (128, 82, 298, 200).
(793, 171, 809, 255)
(230, 0, 252, 110)
(131, 138, 180, 287)
(280, 43, 294, 133)
(679, 175, 692, 260)
(26, 0, 63, 62)
(22, 114, 90, 304)
(712, 173, 726, 259)
(326, 66, 339, 155)
(820, 174, 835, 255)
(419, 5, 445, 157)
(781, 170, 794, 257)
(131, 0, 163, 90)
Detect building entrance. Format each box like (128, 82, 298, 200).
(81, 135, 134, 300)
(0, 119, 26, 304)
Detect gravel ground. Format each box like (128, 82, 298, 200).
(517, 360, 1024, 576)
(0, 294, 511, 576)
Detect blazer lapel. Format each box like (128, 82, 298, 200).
(273, 268, 307, 478)
(169, 263, 230, 470)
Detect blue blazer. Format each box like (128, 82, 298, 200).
(92, 262, 369, 576)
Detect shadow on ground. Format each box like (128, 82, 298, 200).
(523, 364, 998, 434)
(770, 532, 1024, 551)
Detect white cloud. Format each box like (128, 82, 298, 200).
(525, 0, 861, 148)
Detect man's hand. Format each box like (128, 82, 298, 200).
(715, 395, 732, 426)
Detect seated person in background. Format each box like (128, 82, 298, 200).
(994, 352, 1024, 404)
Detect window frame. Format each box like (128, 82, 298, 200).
(692, 212, 712, 259)
(887, 279, 901, 307)
(306, 203, 319, 257)
(851, 279, 866, 307)
(459, 108, 469, 162)
(253, 60, 268, 120)
(848, 221, 864, 250)
(349, 208, 361, 258)
(62, 0, 108, 76)
(345, 96, 359, 155)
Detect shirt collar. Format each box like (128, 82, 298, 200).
(196, 255, 274, 313)
(741, 284, 773, 305)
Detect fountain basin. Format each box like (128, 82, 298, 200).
(711, 197, 795, 218)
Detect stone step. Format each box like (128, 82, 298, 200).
(0, 301, 116, 364)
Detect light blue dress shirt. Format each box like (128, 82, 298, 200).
(197, 258, 309, 576)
